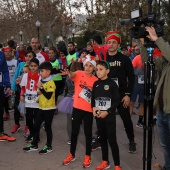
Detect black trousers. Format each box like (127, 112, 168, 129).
(0, 87, 4, 133)
(26, 108, 39, 136)
(96, 117, 120, 166)
(70, 108, 93, 157)
(54, 80, 62, 102)
(31, 109, 55, 147)
(14, 91, 20, 125)
(117, 94, 135, 142)
(4, 96, 9, 114)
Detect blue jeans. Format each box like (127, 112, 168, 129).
(157, 110, 170, 170)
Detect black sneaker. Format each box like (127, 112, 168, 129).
(23, 144, 38, 152)
(39, 145, 53, 155)
(25, 136, 33, 143)
(92, 141, 101, 151)
(129, 142, 136, 154)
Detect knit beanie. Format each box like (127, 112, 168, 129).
(105, 30, 121, 44)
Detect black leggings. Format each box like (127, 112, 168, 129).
(26, 108, 39, 136)
(4, 96, 9, 114)
(70, 108, 93, 157)
(14, 91, 21, 125)
(96, 118, 120, 166)
(0, 87, 4, 133)
(31, 109, 55, 147)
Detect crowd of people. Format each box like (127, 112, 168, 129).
(0, 27, 169, 170)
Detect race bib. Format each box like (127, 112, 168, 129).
(0, 72, 2, 82)
(138, 75, 144, 84)
(111, 78, 119, 87)
(95, 97, 111, 110)
(25, 94, 38, 103)
(79, 86, 91, 103)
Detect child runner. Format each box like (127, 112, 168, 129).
(11, 50, 36, 134)
(57, 62, 82, 145)
(20, 58, 40, 142)
(23, 62, 56, 154)
(91, 61, 122, 170)
(62, 58, 98, 168)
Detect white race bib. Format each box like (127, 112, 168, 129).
(25, 94, 38, 103)
(138, 75, 144, 84)
(79, 87, 91, 103)
(95, 97, 111, 110)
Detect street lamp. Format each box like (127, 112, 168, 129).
(19, 31, 23, 44)
(46, 35, 50, 46)
(11, 36, 14, 40)
(35, 20, 41, 39)
(72, 29, 75, 42)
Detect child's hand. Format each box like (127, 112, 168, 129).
(37, 82, 42, 88)
(37, 90, 42, 95)
(60, 69, 70, 76)
(20, 96, 25, 103)
(97, 111, 109, 119)
(93, 107, 100, 117)
(16, 77, 22, 84)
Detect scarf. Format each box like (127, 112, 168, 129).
(26, 71, 39, 91)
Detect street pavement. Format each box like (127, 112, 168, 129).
(0, 96, 164, 170)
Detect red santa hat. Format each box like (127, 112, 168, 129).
(105, 30, 121, 43)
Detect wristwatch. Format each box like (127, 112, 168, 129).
(125, 93, 131, 97)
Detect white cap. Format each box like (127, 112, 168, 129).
(83, 58, 96, 67)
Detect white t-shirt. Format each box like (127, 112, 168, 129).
(6, 59, 18, 83)
(20, 73, 41, 108)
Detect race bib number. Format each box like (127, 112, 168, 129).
(25, 94, 38, 103)
(0, 72, 2, 82)
(95, 97, 111, 110)
(138, 75, 144, 84)
(79, 87, 91, 103)
(111, 78, 119, 87)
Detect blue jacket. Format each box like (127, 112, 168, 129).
(0, 51, 10, 87)
(11, 62, 25, 91)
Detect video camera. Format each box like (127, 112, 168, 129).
(120, 8, 165, 41)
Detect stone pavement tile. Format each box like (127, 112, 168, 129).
(1, 99, 164, 170)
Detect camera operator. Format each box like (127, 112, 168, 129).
(140, 26, 170, 170)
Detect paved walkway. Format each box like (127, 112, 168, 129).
(0, 98, 163, 170)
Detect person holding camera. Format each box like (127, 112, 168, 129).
(141, 26, 170, 170)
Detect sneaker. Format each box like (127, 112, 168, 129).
(136, 122, 143, 128)
(39, 145, 53, 155)
(3, 114, 10, 121)
(114, 166, 122, 170)
(11, 125, 21, 133)
(67, 140, 71, 145)
(23, 144, 38, 152)
(25, 135, 33, 143)
(82, 155, 91, 168)
(0, 133, 16, 142)
(63, 153, 76, 165)
(96, 161, 110, 170)
(129, 142, 136, 154)
(92, 141, 101, 151)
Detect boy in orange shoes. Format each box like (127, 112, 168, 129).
(61, 57, 98, 168)
(92, 61, 122, 170)
(0, 50, 15, 142)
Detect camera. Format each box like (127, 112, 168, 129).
(120, 8, 165, 46)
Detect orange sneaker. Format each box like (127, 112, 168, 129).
(114, 166, 122, 170)
(82, 155, 91, 168)
(11, 125, 21, 133)
(63, 153, 76, 165)
(96, 161, 110, 170)
(0, 133, 16, 142)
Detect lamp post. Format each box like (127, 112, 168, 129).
(46, 35, 50, 46)
(35, 20, 41, 39)
(72, 29, 75, 42)
(11, 36, 14, 40)
(19, 31, 23, 44)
